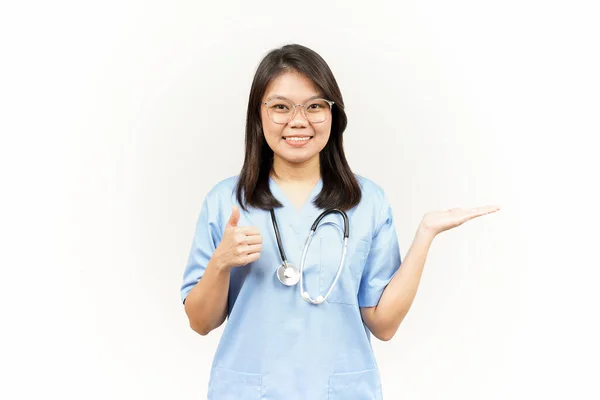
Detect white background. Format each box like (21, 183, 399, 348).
(1, 0, 599, 399)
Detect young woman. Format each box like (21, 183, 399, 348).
(181, 44, 499, 399)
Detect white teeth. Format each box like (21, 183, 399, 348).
(285, 137, 311, 142)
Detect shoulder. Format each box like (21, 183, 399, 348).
(354, 173, 388, 205)
(207, 175, 239, 195)
(350, 174, 396, 237)
(203, 175, 239, 205)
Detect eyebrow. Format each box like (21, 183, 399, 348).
(265, 94, 323, 103)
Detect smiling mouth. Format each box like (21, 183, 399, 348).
(283, 136, 313, 141)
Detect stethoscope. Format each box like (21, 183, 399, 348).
(269, 208, 349, 305)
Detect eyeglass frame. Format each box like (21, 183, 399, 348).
(261, 98, 336, 125)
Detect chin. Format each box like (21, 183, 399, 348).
(285, 156, 315, 164)
(279, 151, 319, 164)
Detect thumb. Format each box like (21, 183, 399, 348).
(226, 205, 240, 228)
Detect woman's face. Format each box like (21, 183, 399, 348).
(261, 71, 332, 166)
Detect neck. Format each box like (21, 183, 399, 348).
(271, 155, 321, 183)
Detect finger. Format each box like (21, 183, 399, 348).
(237, 226, 261, 236)
(226, 206, 240, 228)
(458, 208, 499, 225)
(244, 235, 263, 245)
(468, 205, 501, 216)
(245, 243, 262, 254)
(242, 252, 261, 265)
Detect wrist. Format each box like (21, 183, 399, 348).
(417, 220, 437, 242)
(209, 256, 231, 274)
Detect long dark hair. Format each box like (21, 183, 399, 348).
(236, 44, 361, 212)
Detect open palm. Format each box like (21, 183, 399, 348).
(421, 205, 501, 236)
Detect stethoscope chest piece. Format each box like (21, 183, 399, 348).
(276, 263, 300, 286)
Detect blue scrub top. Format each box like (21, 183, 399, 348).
(181, 175, 402, 400)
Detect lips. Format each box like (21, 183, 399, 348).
(282, 135, 313, 141)
(282, 135, 313, 147)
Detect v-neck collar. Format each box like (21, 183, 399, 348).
(268, 176, 323, 215)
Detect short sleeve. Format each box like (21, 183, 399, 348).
(180, 196, 223, 304)
(358, 192, 402, 307)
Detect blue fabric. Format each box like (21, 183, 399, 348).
(181, 175, 402, 399)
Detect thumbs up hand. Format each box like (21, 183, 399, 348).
(213, 205, 263, 271)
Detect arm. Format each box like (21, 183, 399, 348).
(361, 223, 434, 341)
(182, 205, 262, 336)
(184, 258, 231, 336)
(361, 205, 500, 341)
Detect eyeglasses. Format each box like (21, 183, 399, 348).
(262, 98, 335, 124)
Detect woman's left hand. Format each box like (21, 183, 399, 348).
(419, 205, 501, 237)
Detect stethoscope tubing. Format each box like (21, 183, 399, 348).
(269, 209, 290, 267)
(270, 208, 350, 305)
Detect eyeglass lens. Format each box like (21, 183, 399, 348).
(265, 99, 331, 124)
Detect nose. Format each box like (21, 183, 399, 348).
(289, 104, 309, 128)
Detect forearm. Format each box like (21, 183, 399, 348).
(372, 224, 435, 339)
(184, 258, 231, 336)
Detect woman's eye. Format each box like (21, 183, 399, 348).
(272, 104, 290, 110)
